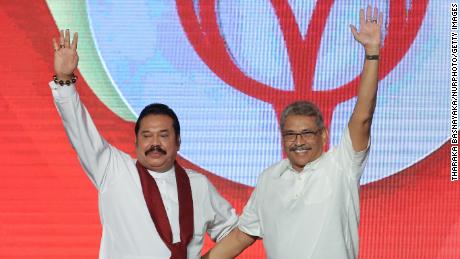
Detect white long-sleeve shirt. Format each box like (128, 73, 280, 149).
(50, 82, 238, 259)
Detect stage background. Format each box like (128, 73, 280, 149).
(0, 0, 457, 258)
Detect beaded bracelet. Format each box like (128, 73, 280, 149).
(53, 74, 78, 86)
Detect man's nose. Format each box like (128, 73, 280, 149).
(150, 134, 161, 145)
(294, 133, 304, 145)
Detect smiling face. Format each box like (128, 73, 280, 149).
(135, 114, 180, 172)
(282, 115, 327, 172)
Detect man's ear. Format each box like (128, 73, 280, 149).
(321, 128, 328, 146)
(177, 136, 181, 150)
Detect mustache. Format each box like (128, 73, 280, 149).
(145, 145, 167, 156)
(289, 145, 311, 152)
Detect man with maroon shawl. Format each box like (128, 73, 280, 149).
(50, 30, 238, 259)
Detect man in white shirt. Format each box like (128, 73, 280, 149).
(51, 29, 238, 259)
(203, 6, 382, 259)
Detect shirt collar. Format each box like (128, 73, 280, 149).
(148, 165, 175, 179)
(280, 153, 325, 177)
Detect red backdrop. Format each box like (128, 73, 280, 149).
(0, 1, 456, 258)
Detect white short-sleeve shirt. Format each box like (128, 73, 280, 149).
(239, 127, 370, 259)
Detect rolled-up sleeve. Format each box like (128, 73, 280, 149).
(205, 180, 239, 242)
(239, 184, 262, 238)
(333, 126, 370, 180)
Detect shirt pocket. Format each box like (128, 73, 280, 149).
(301, 174, 332, 205)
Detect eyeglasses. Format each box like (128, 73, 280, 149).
(282, 129, 322, 142)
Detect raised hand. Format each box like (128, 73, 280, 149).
(350, 6, 382, 55)
(52, 29, 79, 80)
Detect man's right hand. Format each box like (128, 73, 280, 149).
(52, 29, 79, 81)
(202, 228, 257, 259)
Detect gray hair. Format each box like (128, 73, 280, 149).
(280, 101, 324, 130)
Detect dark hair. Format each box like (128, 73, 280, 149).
(135, 103, 180, 140)
(280, 101, 324, 130)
